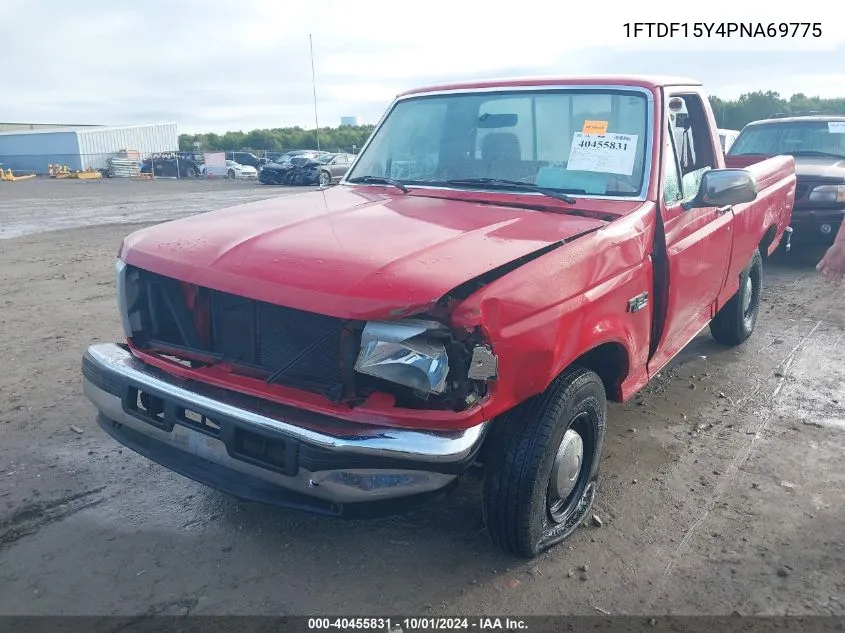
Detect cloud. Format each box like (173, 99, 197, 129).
(1, 0, 843, 133)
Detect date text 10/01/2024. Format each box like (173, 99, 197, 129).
(307, 617, 528, 631)
(623, 22, 822, 38)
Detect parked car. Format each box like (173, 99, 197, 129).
(289, 153, 356, 186)
(225, 151, 266, 169)
(264, 151, 287, 164)
(140, 152, 203, 178)
(82, 75, 795, 558)
(258, 152, 324, 185)
(263, 150, 324, 167)
(201, 159, 258, 180)
(727, 114, 845, 246)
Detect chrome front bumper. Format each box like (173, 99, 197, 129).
(82, 343, 489, 517)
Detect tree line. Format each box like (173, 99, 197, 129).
(179, 125, 376, 153)
(179, 91, 845, 152)
(710, 91, 845, 130)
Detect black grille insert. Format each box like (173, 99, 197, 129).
(211, 292, 258, 365)
(134, 267, 353, 400)
(207, 289, 349, 397)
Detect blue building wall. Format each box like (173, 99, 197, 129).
(0, 130, 81, 174)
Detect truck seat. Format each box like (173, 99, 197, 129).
(481, 133, 523, 180)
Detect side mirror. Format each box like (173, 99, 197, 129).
(683, 168, 758, 210)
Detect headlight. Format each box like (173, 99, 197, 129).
(355, 320, 450, 394)
(808, 184, 845, 203)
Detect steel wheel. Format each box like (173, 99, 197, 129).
(710, 248, 763, 346)
(742, 263, 760, 330)
(547, 421, 590, 524)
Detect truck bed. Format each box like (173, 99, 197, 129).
(721, 154, 795, 303)
(724, 154, 773, 169)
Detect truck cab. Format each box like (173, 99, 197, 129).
(82, 76, 795, 558)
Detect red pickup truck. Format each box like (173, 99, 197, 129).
(82, 76, 795, 558)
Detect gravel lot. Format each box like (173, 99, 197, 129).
(0, 178, 843, 617)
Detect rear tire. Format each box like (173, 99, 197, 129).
(710, 248, 763, 346)
(227, 169, 236, 179)
(482, 366, 606, 558)
(319, 170, 331, 187)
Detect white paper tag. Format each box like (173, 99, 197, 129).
(567, 133, 639, 175)
(828, 122, 845, 134)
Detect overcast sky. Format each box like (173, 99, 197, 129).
(2, 1, 843, 134)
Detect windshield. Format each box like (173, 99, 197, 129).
(729, 121, 845, 158)
(346, 88, 651, 197)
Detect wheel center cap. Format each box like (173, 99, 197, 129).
(551, 429, 584, 500)
(743, 276, 754, 313)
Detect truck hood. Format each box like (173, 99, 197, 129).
(794, 155, 845, 181)
(121, 186, 608, 319)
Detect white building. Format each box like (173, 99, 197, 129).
(0, 122, 179, 174)
(340, 116, 359, 127)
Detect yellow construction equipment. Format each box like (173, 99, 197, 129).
(75, 169, 103, 179)
(47, 164, 102, 179)
(0, 169, 36, 181)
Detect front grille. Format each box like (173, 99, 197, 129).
(134, 268, 351, 400)
(209, 290, 347, 391)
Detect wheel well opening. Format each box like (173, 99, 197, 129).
(759, 224, 777, 256)
(571, 342, 628, 402)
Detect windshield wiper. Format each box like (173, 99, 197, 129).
(786, 150, 845, 160)
(346, 175, 409, 193)
(440, 178, 576, 204)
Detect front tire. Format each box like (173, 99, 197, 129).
(319, 170, 331, 187)
(227, 169, 236, 179)
(482, 366, 606, 558)
(710, 248, 763, 346)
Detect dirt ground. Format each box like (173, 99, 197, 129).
(0, 179, 843, 617)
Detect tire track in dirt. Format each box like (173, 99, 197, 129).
(652, 320, 822, 599)
(0, 487, 109, 550)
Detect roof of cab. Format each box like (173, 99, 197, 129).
(397, 75, 702, 98)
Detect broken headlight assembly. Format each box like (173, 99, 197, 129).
(355, 319, 451, 394)
(353, 318, 498, 409)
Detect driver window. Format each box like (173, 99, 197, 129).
(663, 122, 682, 205)
(669, 94, 715, 199)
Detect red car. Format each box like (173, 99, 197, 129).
(82, 75, 795, 558)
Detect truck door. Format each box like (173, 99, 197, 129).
(648, 92, 734, 374)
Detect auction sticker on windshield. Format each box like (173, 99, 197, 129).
(582, 120, 609, 134)
(567, 133, 638, 175)
(828, 122, 845, 134)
